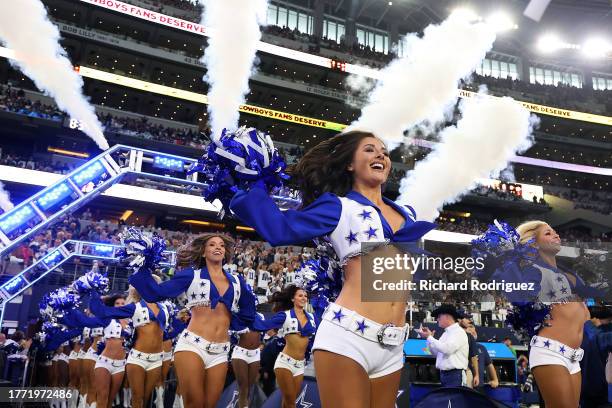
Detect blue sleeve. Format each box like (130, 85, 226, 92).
(491, 263, 541, 302)
(128, 267, 193, 302)
(61, 310, 108, 328)
(229, 186, 341, 246)
(251, 311, 287, 332)
(89, 295, 135, 319)
(45, 329, 81, 351)
(570, 273, 606, 299)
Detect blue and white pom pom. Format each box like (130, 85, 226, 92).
(293, 257, 343, 318)
(39, 287, 81, 320)
(506, 302, 551, 340)
(471, 220, 537, 264)
(187, 127, 289, 208)
(72, 269, 110, 295)
(118, 227, 167, 270)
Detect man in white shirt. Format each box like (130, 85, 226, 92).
(416, 304, 469, 387)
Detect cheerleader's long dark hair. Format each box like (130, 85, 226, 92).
(270, 285, 306, 312)
(289, 130, 380, 207)
(103, 294, 126, 307)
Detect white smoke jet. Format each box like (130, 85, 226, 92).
(347, 12, 496, 147)
(0, 182, 14, 212)
(200, 0, 268, 138)
(396, 92, 537, 221)
(0, 0, 109, 150)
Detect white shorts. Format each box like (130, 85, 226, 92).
(126, 349, 164, 371)
(274, 352, 305, 377)
(231, 346, 260, 364)
(68, 351, 79, 361)
(83, 348, 98, 362)
(529, 336, 583, 375)
(313, 319, 404, 379)
(174, 330, 229, 369)
(95, 356, 126, 375)
(58, 354, 69, 363)
(162, 351, 173, 362)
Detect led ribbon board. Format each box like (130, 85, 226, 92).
(76, 0, 611, 126)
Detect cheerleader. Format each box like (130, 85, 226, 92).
(155, 303, 187, 408)
(229, 131, 436, 407)
(498, 221, 593, 408)
(252, 285, 316, 408)
(230, 315, 264, 408)
(89, 294, 129, 408)
(126, 233, 257, 408)
(59, 311, 107, 408)
(68, 334, 82, 405)
(88, 283, 168, 408)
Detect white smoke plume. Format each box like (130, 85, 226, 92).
(0, 0, 109, 150)
(200, 0, 268, 138)
(396, 92, 537, 221)
(347, 12, 496, 147)
(0, 182, 14, 213)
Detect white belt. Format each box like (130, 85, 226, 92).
(531, 336, 584, 363)
(235, 346, 259, 357)
(278, 352, 304, 368)
(322, 303, 408, 346)
(180, 330, 230, 354)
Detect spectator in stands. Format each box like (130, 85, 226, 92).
(503, 337, 516, 358)
(417, 304, 469, 387)
(458, 311, 480, 389)
(465, 322, 499, 393)
(579, 305, 612, 407)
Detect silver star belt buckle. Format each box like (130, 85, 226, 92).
(377, 323, 394, 346)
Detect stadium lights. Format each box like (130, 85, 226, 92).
(582, 37, 612, 59)
(450, 7, 481, 23)
(537, 33, 579, 53)
(486, 11, 518, 32)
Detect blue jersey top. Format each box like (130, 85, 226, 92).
(230, 185, 436, 265)
(128, 266, 256, 324)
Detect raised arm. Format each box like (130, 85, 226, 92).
(251, 311, 288, 332)
(44, 328, 81, 351)
(230, 186, 341, 246)
(60, 309, 108, 329)
(89, 295, 136, 320)
(128, 267, 193, 302)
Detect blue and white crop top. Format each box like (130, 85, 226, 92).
(89, 296, 169, 331)
(230, 187, 436, 265)
(103, 320, 123, 339)
(489, 257, 598, 303)
(128, 267, 256, 321)
(253, 309, 317, 338)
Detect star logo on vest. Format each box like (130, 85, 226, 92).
(364, 226, 377, 239)
(345, 231, 358, 245)
(333, 308, 345, 322)
(359, 209, 372, 221)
